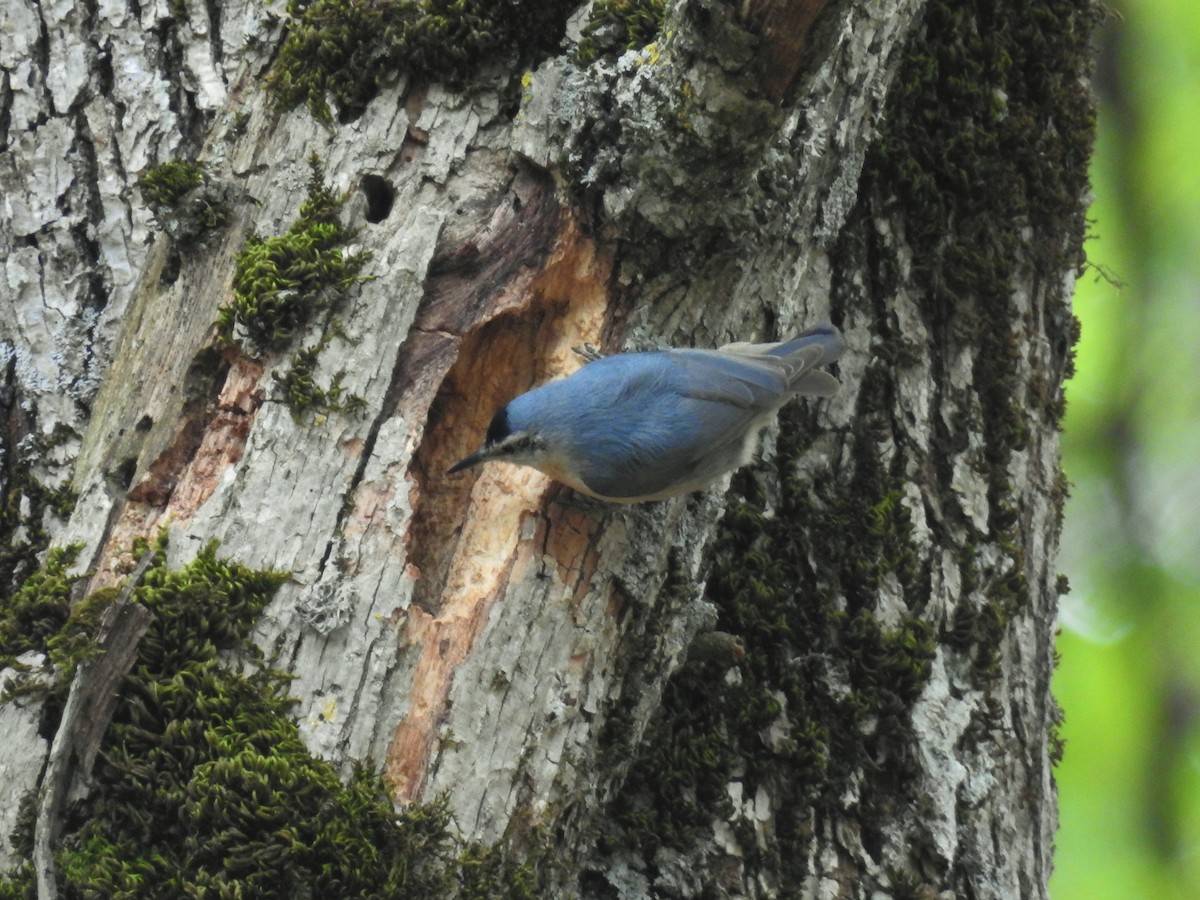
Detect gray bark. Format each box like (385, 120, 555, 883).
(1, 0, 1094, 895)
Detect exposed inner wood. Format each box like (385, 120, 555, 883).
(385, 179, 613, 801)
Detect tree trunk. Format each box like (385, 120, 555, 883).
(0, 0, 1097, 896)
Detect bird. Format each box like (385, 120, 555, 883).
(448, 323, 846, 502)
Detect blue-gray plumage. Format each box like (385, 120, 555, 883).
(449, 323, 846, 502)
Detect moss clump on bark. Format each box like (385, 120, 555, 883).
(139, 159, 230, 243)
(0, 423, 77, 601)
(268, 0, 577, 122)
(218, 154, 369, 356)
(139, 159, 206, 209)
(0, 544, 86, 676)
(0, 536, 534, 899)
(217, 155, 370, 418)
(576, 0, 667, 63)
(273, 333, 367, 420)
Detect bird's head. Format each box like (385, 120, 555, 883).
(448, 403, 550, 474)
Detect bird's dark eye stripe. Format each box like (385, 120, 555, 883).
(498, 435, 537, 455)
(485, 408, 511, 447)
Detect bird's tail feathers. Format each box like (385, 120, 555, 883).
(790, 370, 841, 397)
(721, 324, 844, 365)
(719, 323, 845, 394)
(766, 323, 845, 367)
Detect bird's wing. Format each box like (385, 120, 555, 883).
(569, 332, 843, 499)
(572, 353, 784, 499)
(670, 342, 833, 409)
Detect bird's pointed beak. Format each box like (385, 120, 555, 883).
(448, 447, 488, 475)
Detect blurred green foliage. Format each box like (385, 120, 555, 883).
(1055, 0, 1200, 896)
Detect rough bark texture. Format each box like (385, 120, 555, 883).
(0, 0, 1096, 896)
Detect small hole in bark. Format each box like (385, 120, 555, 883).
(160, 246, 182, 286)
(136, 415, 154, 432)
(115, 458, 138, 490)
(362, 174, 395, 223)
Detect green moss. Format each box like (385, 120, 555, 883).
(139, 160, 205, 209)
(218, 154, 371, 419)
(273, 335, 367, 420)
(217, 154, 371, 397)
(0, 536, 534, 898)
(576, 0, 667, 64)
(865, 0, 1097, 495)
(0, 423, 77, 603)
(0, 544, 84, 671)
(268, 0, 577, 122)
(457, 841, 537, 899)
(139, 159, 230, 241)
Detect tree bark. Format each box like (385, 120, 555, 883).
(0, 0, 1097, 896)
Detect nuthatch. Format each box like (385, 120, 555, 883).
(449, 323, 846, 502)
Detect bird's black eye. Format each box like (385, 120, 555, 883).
(485, 407, 511, 447)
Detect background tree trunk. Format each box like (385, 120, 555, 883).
(0, 0, 1097, 896)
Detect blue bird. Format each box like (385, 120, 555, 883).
(449, 323, 846, 502)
